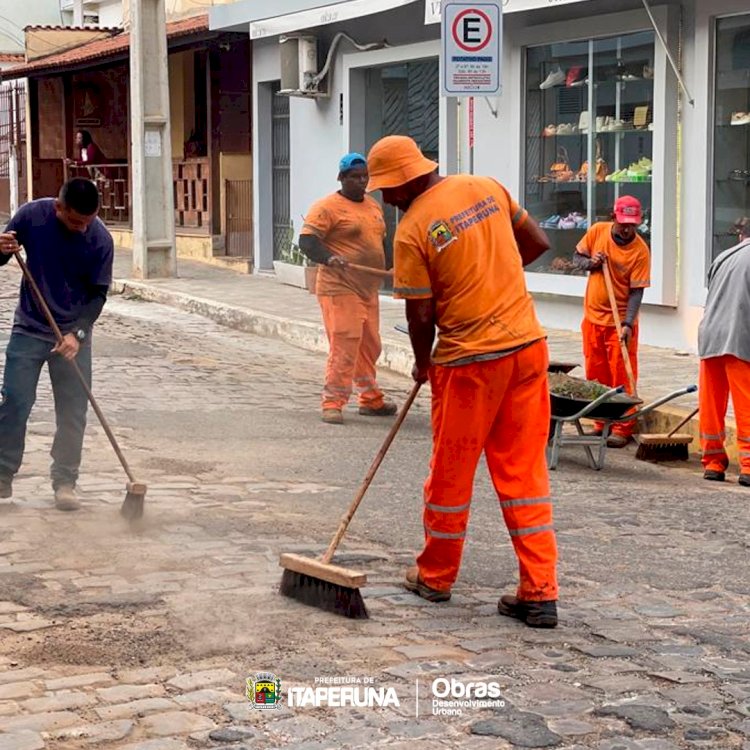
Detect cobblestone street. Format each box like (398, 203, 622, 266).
(0, 267, 748, 750)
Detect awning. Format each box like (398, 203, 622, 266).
(210, 0, 419, 39)
(425, 0, 591, 24)
(249, 0, 417, 39)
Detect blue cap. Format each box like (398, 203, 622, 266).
(339, 152, 367, 174)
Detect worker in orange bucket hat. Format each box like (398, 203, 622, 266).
(367, 135, 559, 628)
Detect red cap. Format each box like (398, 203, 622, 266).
(614, 195, 642, 225)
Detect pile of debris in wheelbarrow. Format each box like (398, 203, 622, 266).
(546, 364, 696, 471)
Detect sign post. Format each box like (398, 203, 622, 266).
(441, 0, 501, 174)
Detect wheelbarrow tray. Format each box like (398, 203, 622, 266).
(551, 392, 643, 420)
(548, 361, 579, 374)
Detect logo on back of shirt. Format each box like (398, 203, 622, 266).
(428, 220, 456, 252)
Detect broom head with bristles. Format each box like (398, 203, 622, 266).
(279, 553, 369, 619)
(120, 481, 146, 521)
(635, 434, 693, 463)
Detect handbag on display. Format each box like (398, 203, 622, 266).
(548, 146, 574, 182)
(577, 139, 609, 182)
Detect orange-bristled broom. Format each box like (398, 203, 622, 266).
(280, 382, 421, 619)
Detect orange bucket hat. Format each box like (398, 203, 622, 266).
(366, 135, 438, 192)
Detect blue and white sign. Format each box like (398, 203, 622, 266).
(441, 0, 502, 96)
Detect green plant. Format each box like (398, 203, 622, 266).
(278, 221, 307, 266)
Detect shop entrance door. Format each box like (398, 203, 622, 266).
(364, 59, 439, 281)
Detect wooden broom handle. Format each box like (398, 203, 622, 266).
(13, 253, 137, 484)
(668, 407, 699, 437)
(346, 263, 393, 279)
(321, 381, 421, 564)
(602, 261, 638, 398)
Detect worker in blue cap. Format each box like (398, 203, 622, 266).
(299, 153, 397, 424)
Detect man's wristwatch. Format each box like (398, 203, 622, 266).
(74, 329, 87, 342)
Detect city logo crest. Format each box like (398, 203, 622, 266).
(247, 672, 282, 710)
(428, 220, 457, 252)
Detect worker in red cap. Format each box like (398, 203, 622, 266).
(573, 196, 651, 447)
(367, 134, 559, 628)
(299, 153, 397, 424)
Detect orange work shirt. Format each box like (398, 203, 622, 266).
(577, 222, 651, 327)
(393, 174, 545, 365)
(301, 192, 386, 299)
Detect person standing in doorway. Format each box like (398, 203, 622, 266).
(0, 179, 114, 510)
(367, 135, 559, 628)
(299, 153, 397, 424)
(698, 217, 750, 486)
(573, 196, 651, 448)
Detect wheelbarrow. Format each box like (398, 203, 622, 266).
(547, 384, 697, 471)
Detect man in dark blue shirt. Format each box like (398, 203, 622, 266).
(0, 178, 114, 510)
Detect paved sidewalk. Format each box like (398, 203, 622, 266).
(112, 251, 720, 448)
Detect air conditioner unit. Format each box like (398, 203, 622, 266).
(279, 35, 327, 98)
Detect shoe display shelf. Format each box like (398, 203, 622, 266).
(524, 31, 655, 277)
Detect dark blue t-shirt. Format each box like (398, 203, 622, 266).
(3, 199, 114, 341)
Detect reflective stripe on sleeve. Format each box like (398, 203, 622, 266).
(393, 286, 432, 296)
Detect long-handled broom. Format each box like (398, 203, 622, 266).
(13, 253, 147, 520)
(280, 381, 421, 619)
(635, 407, 698, 463)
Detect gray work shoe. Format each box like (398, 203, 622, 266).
(54, 484, 81, 511)
(0, 477, 12, 499)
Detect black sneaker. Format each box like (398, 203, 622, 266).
(498, 595, 558, 628)
(704, 470, 726, 482)
(0, 477, 12, 499)
(739, 474, 750, 487)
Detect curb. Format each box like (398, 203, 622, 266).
(112, 278, 740, 465)
(112, 278, 416, 379)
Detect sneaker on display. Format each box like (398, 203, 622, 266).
(540, 65, 565, 90)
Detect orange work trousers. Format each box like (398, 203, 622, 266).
(582, 318, 639, 437)
(699, 355, 750, 474)
(317, 293, 385, 411)
(417, 339, 558, 601)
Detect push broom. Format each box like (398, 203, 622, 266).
(635, 407, 698, 463)
(13, 253, 147, 520)
(280, 381, 421, 619)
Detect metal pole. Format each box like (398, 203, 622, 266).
(469, 96, 475, 175)
(641, 0, 694, 106)
(129, 0, 176, 278)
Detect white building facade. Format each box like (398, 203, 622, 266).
(210, 0, 750, 352)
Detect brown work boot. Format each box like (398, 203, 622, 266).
(54, 484, 81, 512)
(359, 400, 398, 417)
(497, 595, 558, 628)
(403, 566, 451, 603)
(321, 408, 344, 425)
(738, 474, 750, 487)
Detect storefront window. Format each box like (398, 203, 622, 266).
(712, 15, 750, 260)
(524, 31, 655, 275)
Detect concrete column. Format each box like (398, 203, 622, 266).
(129, 0, 176, 278)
